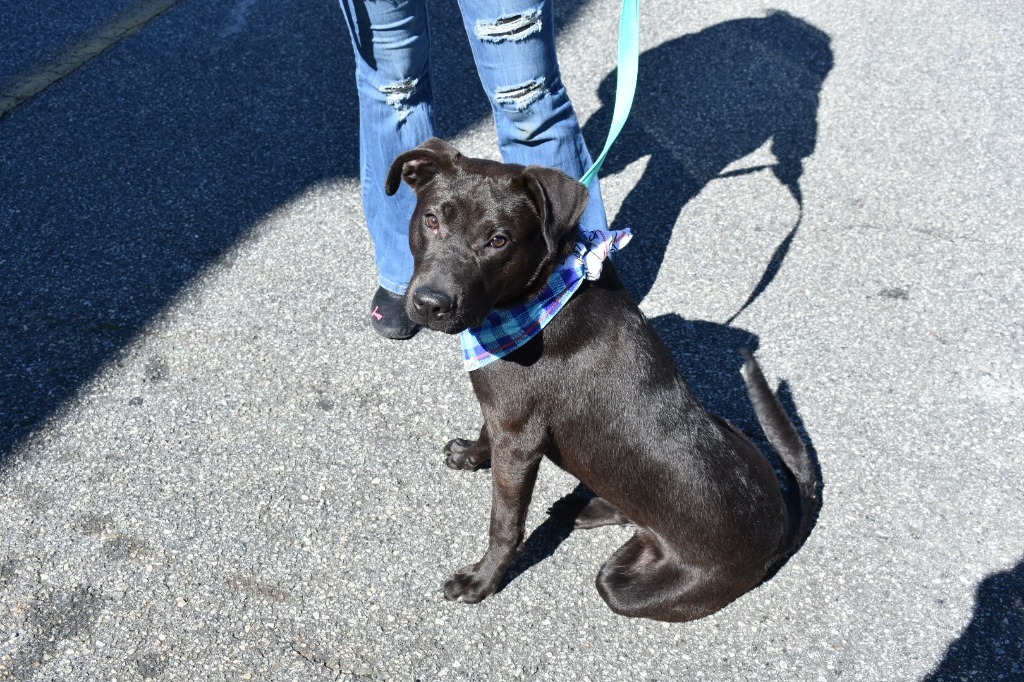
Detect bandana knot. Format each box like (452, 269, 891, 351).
(458, 228, 632, 371)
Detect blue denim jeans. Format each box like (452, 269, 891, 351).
(339, 0, 608, 294)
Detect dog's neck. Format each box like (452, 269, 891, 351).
(494, 231, 580, 311)
(459, 227, 632, 372)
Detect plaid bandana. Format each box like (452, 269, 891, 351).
(459, 228, 633, 371)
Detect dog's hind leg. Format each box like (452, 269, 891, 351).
(549, 495, 630, 529)
(443, 423, 491, 470)
(595, 529, 732, 622)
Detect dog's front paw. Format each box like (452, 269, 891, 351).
(443, 438, 490, 471)
(442, 563, 498, 603)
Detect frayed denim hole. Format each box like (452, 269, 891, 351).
(494, 78, 547, 112)
(474, 7, 543, 44)
(379, 77, 418, 123)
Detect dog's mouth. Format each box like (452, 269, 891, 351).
(417, 315, 474, 335)
(418, 314, 488, 336)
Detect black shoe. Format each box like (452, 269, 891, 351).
(369, 286, 420, 340)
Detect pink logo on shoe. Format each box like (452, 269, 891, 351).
(371, 306, 383, 321)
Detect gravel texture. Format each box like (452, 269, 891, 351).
(1, 0, 1021, 680)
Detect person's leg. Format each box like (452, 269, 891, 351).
(339, 0, 436, 337)
(454, 0, 608, 232)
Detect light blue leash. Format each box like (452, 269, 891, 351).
(579, 0, 640, 187)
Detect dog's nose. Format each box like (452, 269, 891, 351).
(411, 287, 454, 321)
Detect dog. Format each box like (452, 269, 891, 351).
(385, 137, 819, 622)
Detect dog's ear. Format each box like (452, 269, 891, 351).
(384, 138, 461, 195)
(520, 166, 590, 255)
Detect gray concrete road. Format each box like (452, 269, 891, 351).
(1, 0, 1021, 680)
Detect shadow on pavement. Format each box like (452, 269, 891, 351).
(584, 10, 833, 305)
(0, 0, 592, 463)
(924, 559, 1024, 681)
(498, 482, 590, 593)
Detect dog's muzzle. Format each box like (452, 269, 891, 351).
(410, 286, 458, 329)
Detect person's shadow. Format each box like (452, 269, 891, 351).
(584, 11, 834, 306)
(924, 559, 1024, 681)
(0, 0, 595, 463)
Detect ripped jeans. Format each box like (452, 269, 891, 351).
(339, 0, 608, 294)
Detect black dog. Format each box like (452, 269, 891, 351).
(385, 138, 819, 622)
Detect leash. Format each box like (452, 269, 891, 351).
(579, 0, 640, 187)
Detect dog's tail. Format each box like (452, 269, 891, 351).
(740, 349, 820, 557)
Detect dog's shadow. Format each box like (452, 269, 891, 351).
(499, 314, 822, 593)
(585, 10, 833, 305)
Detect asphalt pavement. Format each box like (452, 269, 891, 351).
(1, 0, 1022, 680)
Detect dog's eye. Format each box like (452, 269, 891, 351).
(489, 235, 509, 249)
(424, 214, 440, 231)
